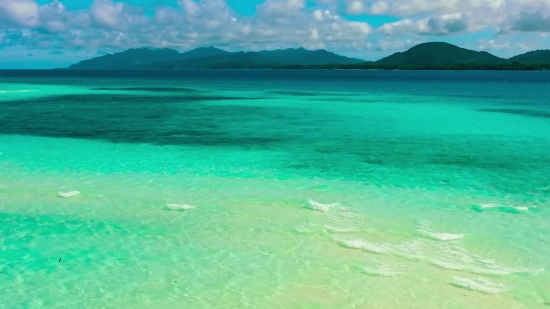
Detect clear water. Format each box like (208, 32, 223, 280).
(1, 70, 549, 308)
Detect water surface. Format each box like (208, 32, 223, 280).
(1, 70, 549, 308)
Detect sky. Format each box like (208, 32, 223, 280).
(1, 0, 550, 68)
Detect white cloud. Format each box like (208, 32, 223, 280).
(375, 37, 423, 51)
(379, 13, 475, 36)
(0, 0, 371, 55)
(1, 0, 550, 60)
(0, 0, 40, 28)
(345, 0, 506, 16)
(479, 39, 511, 50)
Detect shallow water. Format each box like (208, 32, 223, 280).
(1, 70, 549, 308)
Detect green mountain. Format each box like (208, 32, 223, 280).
(144, 52, 274, 69)
(177, 46, 231, 61)
(257, 48, 364, 65)
(68, 42, 550, 70)
(508, 50, 550, 64)
(142, 48, 364, 69)
(68, 48, 183, 70)
(376, 42, 506, 65)
(69, 47, 365, 69)
(69, 47, 229, 70)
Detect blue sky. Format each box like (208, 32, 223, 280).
(1, 0, 550, 69)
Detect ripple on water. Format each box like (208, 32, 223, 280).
(450, 277, 507, 294)
(472, 203, 537, 213)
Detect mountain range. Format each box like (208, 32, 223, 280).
(69, 46, 364, 70)
(68, 42, 550, 70)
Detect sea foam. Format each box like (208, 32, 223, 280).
(450, 277, 507, 294)
(418, 230, 465, 241)
(416, 221, 465, 241)
(308, 199, 339, 212)
(335, 238, 391, 254)
(57, 191, 80, 198)
(477, 203, 536, 212)
(166, 203, 196, 211)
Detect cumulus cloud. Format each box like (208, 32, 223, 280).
(345, 0, 505, 16)
(379, 13, 475, 36)
(479, 39, 511, 50)
(0, 0, 374, 53)
(0, 0, 40, 28)
(0, 0, 550, 58)
(511, 13, 550, 32)
(375, 37, 423, 51)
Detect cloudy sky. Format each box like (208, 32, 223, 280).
(1, 0, 549, 68)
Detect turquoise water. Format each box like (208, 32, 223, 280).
(1, 70, 549, 308)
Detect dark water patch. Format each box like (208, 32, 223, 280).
(0, 94, 309, 148)
(280, 134, 550, 195)
(270, 91, 322, 97)
(2, 93, 256, 106)
(447, 94, 510, 100)
(313, 97, 418, 104)
(91, 87, 199, 93)
(2, 91, 550, 195)
(313, 136, 550, 170)
(270, 90, 360, 98)
(479, 108, 550, 119)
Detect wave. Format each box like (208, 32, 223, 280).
(450, 277, 507, 294)
(416, 221, 465, 241)
(335, 238, 391, 254)
(337, 236, 544, 277)
(475, 203, 536, 212)
(428, 243, 544, 276)
(0, 90, 35, 94)
(308, 199, 339, 212)
(418, 230, 465, 241)
(57, 191, 80, 198)
(428, 259, 541, 276)
(165, 203, 196, 211)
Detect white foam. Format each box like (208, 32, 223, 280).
(450, 277, 507, 294)
(472, 266, 544, 276)
(335, 238, 391, 254)
(479, 203, 501, 209)
(428, 243, 544, 276)
(392, 240, 427, 261)
(57, 191, 80, 198)
(308, 199, 339, 212)
(479, 203, 535, 211)
(0, 90, 35, 94)
(166, 203, 196, 211)
(419, 230, 465, 241)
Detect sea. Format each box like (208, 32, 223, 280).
(0, 70, 549, 309)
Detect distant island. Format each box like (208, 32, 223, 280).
(68, 42, 550, 71)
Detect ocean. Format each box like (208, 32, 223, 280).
(0, 70, 549, 308)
